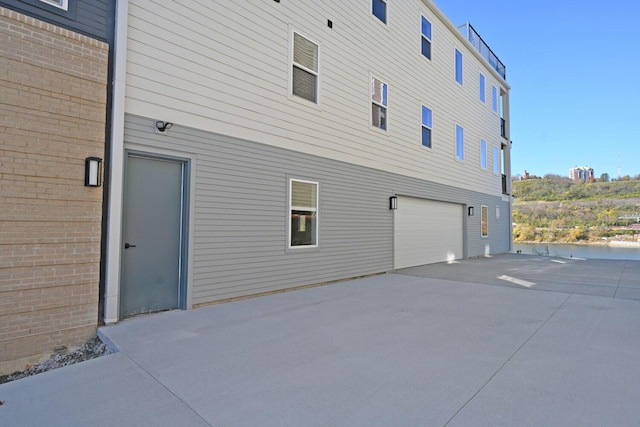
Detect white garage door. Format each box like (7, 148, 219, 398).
(394, 197, 463, 269)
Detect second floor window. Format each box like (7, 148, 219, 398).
(479, 73, 485, 103)
(455, 125, 464, 160)
(421, 106, 432, 147)
(480, 139, 487, 169)
(292, 33, 319, 103)
(372, 78, 388, 130)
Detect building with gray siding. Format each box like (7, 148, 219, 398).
(102, 0, 512, 323)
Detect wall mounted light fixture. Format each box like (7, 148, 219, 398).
(389, 196, 398, 210)
(85, 157, 102, 187)
(468, 206, 474, 216)
(155, 121, 174, 132)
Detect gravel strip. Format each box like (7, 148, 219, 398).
(0, 337, 114, 385)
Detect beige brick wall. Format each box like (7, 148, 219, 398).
(0, 7, 108, 373)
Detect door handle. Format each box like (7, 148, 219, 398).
(124, 243, 137, 249)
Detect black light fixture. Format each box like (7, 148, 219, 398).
(155, 121, 174, 132)
(389, 196, 398, 210)
(85, 157, 102, 187)
(468, 206, 474, 216)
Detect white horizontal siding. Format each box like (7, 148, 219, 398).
(125, 0, 509, 197)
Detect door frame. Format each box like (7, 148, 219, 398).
(119, 150, 191, 319)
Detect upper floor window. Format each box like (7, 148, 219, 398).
(373, 0, 387, 24)
(292, 33, 319, 103)
(455, 49, 463, 84)
(455, 125, 464, 160)
(492, 85, 498, 113)
(289, 179, 318, 248)
(371, 77, 388, 131)
(421, 106, 432, 148)
(479, 73, 485, 103)
(480, 139, 487, 169)
(421, 16, 432, 59)
(40, 0, 68, 9)
(493, 146, 500, 174)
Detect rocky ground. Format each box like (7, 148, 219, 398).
(0, 336, 114, 385)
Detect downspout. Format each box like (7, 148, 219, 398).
(103, 0, 129, 324)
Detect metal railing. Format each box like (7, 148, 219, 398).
(458, 22, 506, 80)
(501, 118, 506, 138)
(501, 174, 508, 195)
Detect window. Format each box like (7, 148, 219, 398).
(40, 0, 68, 9)
(421, 16, 432, 59)
(455, 125, 464, 160)
(373, 0, 387, 24)
(455, 49, 463, 84)
(496, 206, 501, 219)
(371, 77, 388, 130)
(289, 179, 318, 247)
(492, 85, 498, 113)
(421, 106, 432, 148)
(292, 33, 319, 103)
(479, 73, 485, 103)
(480, 139, 487, 169)
(481, 205, 488, 237)
(493, 146, 500, 174)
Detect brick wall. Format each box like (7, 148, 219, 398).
(0, 7, 108, 373)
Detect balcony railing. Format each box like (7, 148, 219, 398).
(458, 22, 506, 80)
(500, 118, 506, 138)
(501, 174, 508, 195)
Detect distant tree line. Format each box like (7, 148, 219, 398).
(511, 176, 640, 243)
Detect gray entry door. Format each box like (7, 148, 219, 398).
(121, 154, 185, 318)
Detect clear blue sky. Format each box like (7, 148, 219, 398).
(436, 0, 640, 179)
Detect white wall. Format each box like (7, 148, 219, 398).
(124, 0, 509, 196)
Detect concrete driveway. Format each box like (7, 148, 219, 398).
(1, 254, 640, 426)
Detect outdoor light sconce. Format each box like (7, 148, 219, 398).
(155, 121, 174, 133)
(85, 157, 102, 187)
(389, 196, 398, 210)
(468, 206, 474, 216)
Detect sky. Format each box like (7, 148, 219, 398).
(435, 0, 640, 179)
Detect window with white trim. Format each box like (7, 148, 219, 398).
(455, 125, 464, 160)
(421, 16, 432, 60)
(371, 77, 388, 130)
(289, 179, 318, 247)
(493, 146, 500, 174)
(496, 206, 501, 219)
(292, 32, 319, 103)
(421, 106, 432, 148)
(480, 139, 487, 169)
(455, 49, 463, 84)
(479, 73, 485, 103)
(373, 0, 387, 24)
(481, 205, 488, 237)
(40, 0, 68, 10)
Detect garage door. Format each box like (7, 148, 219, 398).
(394, 197, 463, 269)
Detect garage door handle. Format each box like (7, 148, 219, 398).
(124, 243, 137, 249)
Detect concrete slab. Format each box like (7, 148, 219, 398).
(2, 255, 640, 426)
(0, 352, 208, 427)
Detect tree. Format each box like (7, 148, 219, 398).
(599, 173, 610, 182)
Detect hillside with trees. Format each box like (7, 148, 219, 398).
(512, 175, 640, 245)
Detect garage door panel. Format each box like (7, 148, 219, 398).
(394, 197, 463, 269)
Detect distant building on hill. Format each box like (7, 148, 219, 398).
(569, 166, 595, 182)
